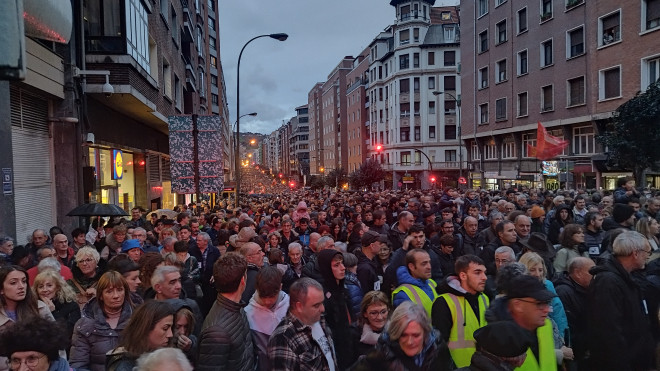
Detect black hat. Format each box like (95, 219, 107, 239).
(422, 210, 435, 219)
(474, 321, 532, 358)
(506, 275, 556, 301)
(520, 232, 556, 260)
(361, 230, 388, 247)
(612, 203, 635, 223)
(162, 219, 175, 226)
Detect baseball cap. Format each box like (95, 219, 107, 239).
(506, 275, 556, 301)
(361, 230, 388, 247)
(474, 321, 532, 358)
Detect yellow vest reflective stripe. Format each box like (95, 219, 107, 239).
(439, 292, 490, 368)
(515, 319, 557, 371)
(391, 279, 439, 318)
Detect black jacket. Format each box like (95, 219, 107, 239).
(553, 272, 589, 360)
(356, 250, 380, 295)
(188, 244, 221, 316)
(302, 254, 324, 286)
(382, 240, 443, 298)
(388, 223, 408, 252)
(197, 294, 254, 371)
(241, 264, 260, 304)
(587, 256, 654, 371)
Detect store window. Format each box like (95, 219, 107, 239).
(89, 148, 136, 210)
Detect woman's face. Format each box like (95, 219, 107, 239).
(175, 313, 190, 337)
(269, 235, 279, 246)
(365, 303, 388, 332)
(114, 232, 126, 244)
(36, 278, 57, 300)
(124, 270, 141, 293)
(148, 315, 174, 350)
(378, 246, 391, 261)
(0, 240, 14, 255)
(334, 225, 340, 234)
(101, 285, 125, 312)
(399, 321, 425, 357)
(572, 229, 585, 244)
(651, 219, 660, 235)
(77, 256, 98, 277)
(331, 258, 345, 281)
(559, 209, 569, 220)
(528, 263, 545, 281)
(2, 271, 27, 304)
(8, 351, 49, 371)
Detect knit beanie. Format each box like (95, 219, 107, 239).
(612, 203, 635, 223)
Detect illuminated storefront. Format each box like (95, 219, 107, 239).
(88, 148, 137, 210)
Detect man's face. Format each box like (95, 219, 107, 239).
(494, 252, 514, 271)
(74, 233, 86, 246)
(649, 200, 660, 214)
(601, 197, 613, 208)
(127, 247, 142, 262)
(514, 218, 531, 238)
(464, 219, 478, 237)
(297, 287, 325, 325)
(468, 207, 480, 218)
(590, 215, 604, 230)
(289, 248, 302, 265)
(282, 222, 292, 233)
(39, 248, 55, 261)
(158, 271, 182, 299)
(410, 231, 425, 249)
(374, 216, 385, 226)
(32, 231, 47, 247)
(491, 215, 503, 228)
(408, 252, 431, 280)
(575, 199, 586, 210)
(298, 221, 308, 230)
(440, 243, 454, 255)
(441, 223, 454, 236)
(195, 235, 207, 249)
(133, 230, 147, 244)
(53, 235, 69, 253)
(460, 263, 487, 294)
(573, 261, 595, 287)
(624, 214, 636, 227)
(630, 202, 641, 212)
(505, 204, 515, 213)
(180, 216, 190, 226)
(179, 229, 191, 241)
(400, 214, 415, 231)
(513, 297, 552, 330)
(441, 211, 453, 221)
(190, 222, 200, 235)
(247, 246, 265, 267)
(258, 294, 279, 310)
(131, 209, 141, 220)
(318, 212, 327, 222)
(499, 223, 518, 244)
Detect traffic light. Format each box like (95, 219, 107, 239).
(430, 175, 437, 183)
(278, 173, 283, 178)
(375, 144, 383, 152)
(289, 181, 295, 188)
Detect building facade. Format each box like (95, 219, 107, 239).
(461, 0, 660, 190)
(346, 49, 371, 173)
(321, 58, 354, 175)
(289, 105, 310, 182)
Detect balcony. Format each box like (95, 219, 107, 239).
(182, 3, 194, 43)
(380, 161, 462, 171)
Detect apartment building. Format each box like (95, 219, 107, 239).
(346, 49, 371, 173)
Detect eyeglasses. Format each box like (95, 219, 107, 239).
(8, 354, 46, 370)
(516, 298, 551, 309)
(495, 259, 511, 265)
(367, 309, 389, 317)
(78, 258, 95, 265)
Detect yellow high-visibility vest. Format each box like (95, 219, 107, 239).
(439, 292, 489, 368)
(515, 318, 557, 371)
(391, 279, 439, 318)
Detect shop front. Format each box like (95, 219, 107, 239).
(602, 172, 633, 190)
(88, 147, 140, 210)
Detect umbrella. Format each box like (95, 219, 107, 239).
(66, 203, 129, 217)
(147, 209, 177, 219)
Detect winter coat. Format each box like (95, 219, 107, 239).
(244, 291, 290, 371)
(188, 244, 221, 315)
(352, 324, 384, 360)
(345, 271, 364, 319)
(241, 264, 260, 304)
(51, 298, 82, 354)
(282, 258, 306, 293)
(356, 250, 380, 294)
(387, 224, 408, 252)
(197, 294, 255, 371)
(105, 348, 136, 371)
(67, 264, 103, 308)
(455, 351, 516, 371)
(302, 254, 324, 286)
(553, 272, 589, 361)
(351, 330, 451, 371)
(543, 279, 568, 339)
(584, 228, 605, 258)
(392, 266, 438, 309)
(553, 245, 588, 273)
(432, 275, 487, 344)
(47, 359, 74, 371)
(587, 255, 655, 370)
(101, 233, 123, 261)
(69, 298, 133, 371)
(0, 301, 55, 371)
(382, 240, 443, 298)
(278, 230, 300, 257)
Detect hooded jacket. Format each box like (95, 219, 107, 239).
(432, 276, 487, 343)
(245, 291, 290, 370)
(69, 298, 133, 371)
(383, 240, 443, 298)
(318, 248, 356, 370)
(587, 255, 655, 371)
(393, 266, 438, 309)
(553, 272, 589, 361)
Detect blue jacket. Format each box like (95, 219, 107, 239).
(393, 265, 437, 308)
(544, 278, 569, 339)
(345, 271, 363, 319)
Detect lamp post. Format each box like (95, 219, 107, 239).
(235, 33, 288, 208)
(433, 90, 463, 181)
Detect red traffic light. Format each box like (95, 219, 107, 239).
(289, 181, 295, 188)
(430, 176, 437, 183)
(278, 173, 283, 178)
(375, 144, 383, 152)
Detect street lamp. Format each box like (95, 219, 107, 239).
(433, 90, 463, 181)
(235, 33, 288, 207)
(233, 112, 257, 131)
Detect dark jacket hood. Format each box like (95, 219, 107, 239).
(484, 296, 513, 323)
(318, 249, 344, 292)
(553, 271, 587, 295)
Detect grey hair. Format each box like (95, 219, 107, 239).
(133, 227, 146, 234)
(494, 246, 516, 261)
(334, 242, 347, 253)
(151, 265, 180, 287)
(197, 232, 210, 242)
(514, 215, 531, 224)
(136, 348, 193, 371)
(289, 277, 323, 306)
(613, 231, 650, 257)
(488, 211, 503, 223)
(288, 242, 302, 253)
(37, 257, 61, 273)
(496, 262, 528, 294)
(385, 301, 431, 342)
(162, 236, 177, 248)
(0, 235, 13, 246)
(317, 236, 334, 250)
(75, 246, 100, 263)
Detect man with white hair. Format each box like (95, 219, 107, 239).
(239, 242, 264, 303)
(136, 348, 192, 371)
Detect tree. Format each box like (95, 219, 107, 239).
(596, 80, 660, 186)
(325, 167, 347, 189)
(349, 159, 386, 189)
(308, 175, 325, 190)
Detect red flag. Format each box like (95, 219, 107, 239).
(527, 122, 568, 160)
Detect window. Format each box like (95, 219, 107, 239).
(472, 144, 481, 160)
(209, 36, 216, 50)
(479, 103, 489, 124)
(413, 28, 420, 42)
(517, 50, 528, 75)
(414, 127, 421, 141)
(208, 16, 215, 31)
(496, 59, 507, 83)
(444, 26, 456, 41)
(485, 143, 497, 159)
(599, 11, 621, 46)
(400, 78, 410, 93)
(573, 126, 595, 154)
(160, 0, 168, 19)
(541, 39, 553, 67)
(644, 0, 660, 31)
(445, 100, 456, 115)
(541, 85, 554, 111)
(429, 101, 436, 114)
(428, 52, 435, 65)
(479, 30, 489, 53)
(428, 77, 435, 90)
(600, 66, 621, 100)
(517, 92, 528, 117)
(479, 67, 489, 89)
(541, 0, 553, 21)
(567, 27, 584, 58)
(171, 6, 178, 44)
(401, 151, 411, 165)
(568, 76, 585, 106)
(174, 74, 181, 108)
(429, 126, 436, 139)
(566, 0, 584, 9)
(198, 69, 205, 97)
(478, 0, 488, 17)
(400, 29, 410, 45)
(125, 0, 150, 70)
(496, 98, 507, 120)
(211, 93, 218, 105)
(400, 128, 410, 142)
(445, 150, 457, 162)
(163, 58, 172, 98)
(502, 141, 515, 158)
(400, 4, 411, 20)
(496, 0, 507, 6)
(444, 51, 456, 66)
(211, 75, 218, 87)
(210, 55, 217, 68)
(522, 134, 536, 157)
(400, 103, 410, 117)
(642, 55, 660, 90)
(445, 125, 457, 140)
(399, 54, 410, 70)
(413, 53, 420, 68)
(413, 78, 420, 92)
(444, 76, 456, 90)
(496, 20, 507, 44)
(517, 8, 528, 33)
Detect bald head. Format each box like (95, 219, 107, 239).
(240, 242, 264, 267)
(309, 233, 321, 252)
(567, 257, 595, 288)
(463, 216, 478, 237)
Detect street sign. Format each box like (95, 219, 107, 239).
(2, 168, 13, 195)
(458, 176, 467, 184)
(402, 176, 414, 184)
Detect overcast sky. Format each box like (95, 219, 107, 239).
(219, 0, 457, 134)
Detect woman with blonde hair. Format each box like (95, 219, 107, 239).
(33, 270, 81, 354)
(636, 216, 660, 260)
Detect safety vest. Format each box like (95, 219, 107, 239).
(391, 279, 439, 318)
(515, 319, 557, 371)
(439, 292, 490, 368)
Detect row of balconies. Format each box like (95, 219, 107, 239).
(380, 161, 463, 171)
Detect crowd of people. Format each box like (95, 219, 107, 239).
(0, 175, 659, 370)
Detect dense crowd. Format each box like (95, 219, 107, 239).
(0, 175, 659, 370)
